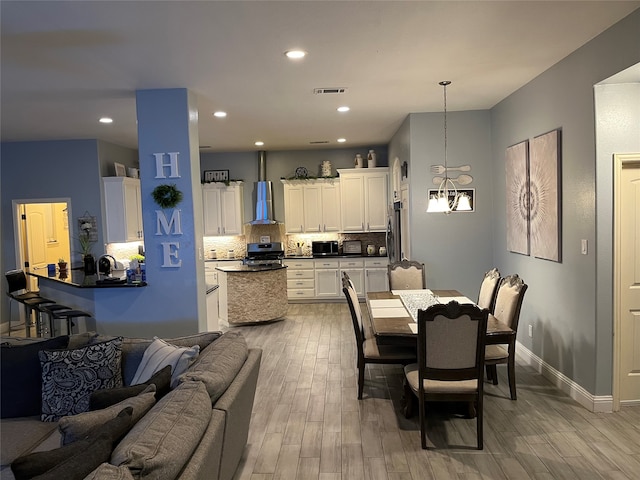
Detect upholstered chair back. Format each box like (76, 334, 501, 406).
(477, 268, 501, 312)
(493, 274, 528, 331)
(388, 260, 426, 290)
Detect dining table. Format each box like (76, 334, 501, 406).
(366, 289, 515, 348)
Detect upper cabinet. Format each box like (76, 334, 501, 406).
(337, 168, 389, 232)
(203, 182, 244, 236)
(282, 179, 341, 234)
(103, 177, 143, 243)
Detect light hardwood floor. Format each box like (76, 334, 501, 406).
(229, 303, 640, 480)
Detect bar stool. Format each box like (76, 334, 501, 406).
(23, 296, 57, 337)
(53, 309, 92, 335)
(5, 269, 52, 336)
(38, 303, 73, 337)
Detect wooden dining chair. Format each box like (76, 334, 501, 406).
(403, 301, 488, 449)
(342, 274, 416, 399)
(477, 267, 501, 312)
(387, 260, 426, 290)
(485, 274, 528, 400)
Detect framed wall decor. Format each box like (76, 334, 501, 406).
(426, 188, 475, 212)
(114, 162, 126, 177)
(505, 140, 530, 256)
(530, 128, 562, 262)
(204, 169, 230, 182)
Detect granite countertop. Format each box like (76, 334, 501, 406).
(27, 270, 147, 288)
(216, 264, 288, 272)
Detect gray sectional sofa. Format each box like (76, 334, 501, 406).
(0, 330, 261, 480)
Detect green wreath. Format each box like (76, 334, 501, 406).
(152, 184, 183, 209)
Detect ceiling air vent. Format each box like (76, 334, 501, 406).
(309, 140, 329, 144)
(313, 87, 347, 95)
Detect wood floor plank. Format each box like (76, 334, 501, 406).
(229, 303, 640, 480)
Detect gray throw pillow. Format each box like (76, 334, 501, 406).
(59, 385, 156, 446)
(39, 337, 124, 421)
(11, 407, 133, 480)
(178, 330, 248, 402)
(111, 381, 211, 480)
(94, 332, 221, 385)
(89, 365, 171, 410)
(130, 337, 199, 388)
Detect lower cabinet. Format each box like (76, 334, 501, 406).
(285, 257, 388, 301)
(314, 259, 340, 299)
(365, 258, 389, 293)
(285, 259, 315, 299)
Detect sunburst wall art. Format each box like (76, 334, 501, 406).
(505, 140, 530, 256)
(530, 129, 562, 262)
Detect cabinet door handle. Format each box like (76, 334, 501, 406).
(367, 222, 370, 231)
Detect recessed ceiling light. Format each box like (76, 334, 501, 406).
(285, 49, 307, 60)
(99, 117, 113, 124)
(255, 141, 264, 146)
(337, 106, 350, 113)
(213, 111, 227, 118)
(337, 138, 346, 143)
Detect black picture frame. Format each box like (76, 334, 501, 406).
(204, 169, 230, 182)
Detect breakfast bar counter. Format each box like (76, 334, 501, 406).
(216, 264, 288, 325)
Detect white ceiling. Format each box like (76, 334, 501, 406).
(1, 1, 638, 152)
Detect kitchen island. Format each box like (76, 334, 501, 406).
(216, 264, 288, 325)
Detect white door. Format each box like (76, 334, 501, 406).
(25, 204, 48, 289)
(615, 153, 640, 407)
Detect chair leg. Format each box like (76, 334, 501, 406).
(477, 396, 484, 450)
(402, 381, 415, 419)
(485, 365, 493, 382)
(419, 392, 427, 449)
(357, 361, 365, 399)
(489, 365, 498, 385)
(507, 354, 517, 400)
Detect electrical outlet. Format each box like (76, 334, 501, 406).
(528, 324, 533, 338)
(581, 239, 588, 255)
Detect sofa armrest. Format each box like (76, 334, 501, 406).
(213, 348, 262, 480)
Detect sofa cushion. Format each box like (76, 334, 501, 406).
(0, 417, 59, 467)
(84, 463, 135, 479)
(1, 335, 70, 419)
(59, 385, 156, 446)
(130, 338, 199, 388)
(178, 330, 248, 402)
(89, 365, 171, 410)
(111, 381, 212, 480)
(97, 332, 221, 386)
(39, 338, 123, 421)
(11, 407, 133, 480)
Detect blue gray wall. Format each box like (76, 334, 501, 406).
(388, 110, 495, 299)
(489, 10, 640, 395)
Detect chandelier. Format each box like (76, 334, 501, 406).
(427, 81, 471, 213)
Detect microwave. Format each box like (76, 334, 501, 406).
(312, 240, 339, 257)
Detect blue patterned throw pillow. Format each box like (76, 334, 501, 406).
(39, 337, 124, 421)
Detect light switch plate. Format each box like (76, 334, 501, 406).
(581, 239, 588, 255)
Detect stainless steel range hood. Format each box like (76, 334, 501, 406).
(250, 151, 278, 225)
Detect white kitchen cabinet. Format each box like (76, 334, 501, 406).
(365, 257, 389, 293)
(283, 179, 341, 233)
(202, 182, 243, 236)
(283, 184, 305, 233)
(340, 258, 364, 296)
(103, 177, 143, 243)
(314, 259, 340, 299)
(337, 168, 388, 232)
(285, 259, 315, 299)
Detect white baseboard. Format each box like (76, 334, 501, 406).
(516, 341, 613, 413)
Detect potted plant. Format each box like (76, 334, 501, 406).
(58, 258, 68, 271)
(77, 221, 97, 275)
